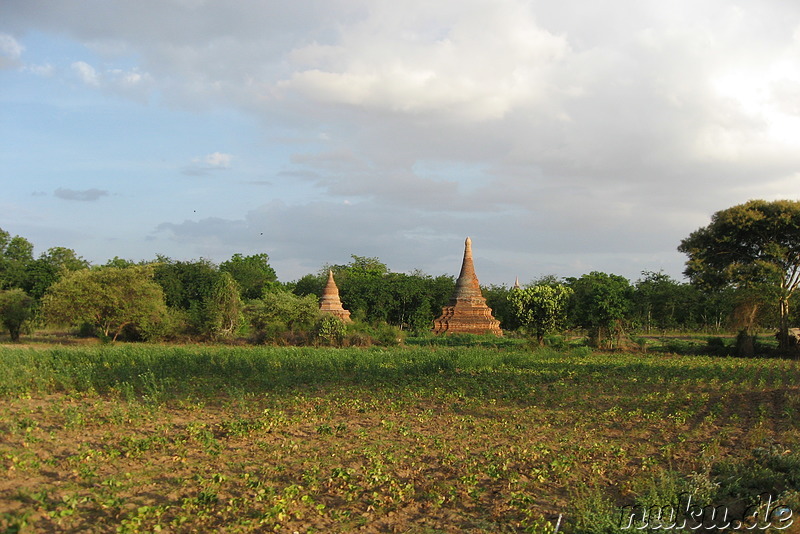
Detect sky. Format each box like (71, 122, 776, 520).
(3, 0, 800, 286)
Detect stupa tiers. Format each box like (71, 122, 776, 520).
(319, 270, 352, 322)
(433, 238, 503, 336)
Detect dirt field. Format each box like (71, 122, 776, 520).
(0, 345, 798, 533)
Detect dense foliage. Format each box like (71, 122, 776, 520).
(679, 199, 800, 350)
(508, 283, 573, 344)
(293, 256, 454, 333)
(41, 266, 169, 341)
(0, 289, 33, 341)
(3, 199, 800, 346)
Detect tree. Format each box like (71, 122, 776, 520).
(153, 258, 219, 310)
(104, 257, 139, 269)
(41, 266, 168, 341)
(220, 253, 278, 300)
(244, 290, 320, 343)
(204, 271, 243, 340)
(678, 200, 800, 350)
(292, 258, 453, 332)
(632, 271, 701, 332)
(331, 255, 389, 278)
(23, 247, 89, 300)
(0, 289, 34, 341)
(152, 258, 222, 335)
(0, 230, 34, 290)
(291, 273, 326, 298)
(509, 283, 573, 345)
(483, 284, 521, 331)
(567, 272, 633, 348)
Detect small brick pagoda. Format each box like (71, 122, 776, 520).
(319, 270, 351, 322)
(433, 237, 502, 336)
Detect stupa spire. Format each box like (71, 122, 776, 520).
(319, 270, 351, 322)
(433, 237, 502, 336)
(452, 237, 482, 301)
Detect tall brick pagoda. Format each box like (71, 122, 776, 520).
(433, 237, 502, 336)
(319, 270, 351, 322)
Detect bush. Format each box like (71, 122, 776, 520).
(314, 315, 346, 346)
(373, 323, 404, 347)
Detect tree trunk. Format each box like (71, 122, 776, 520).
(778, 296, 790, 351)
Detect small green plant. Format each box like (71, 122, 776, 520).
(314, 315, 346, 346)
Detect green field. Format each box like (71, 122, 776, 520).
(0, 344, 798, 533)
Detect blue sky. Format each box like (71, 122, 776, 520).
(3, 0, 800, 285)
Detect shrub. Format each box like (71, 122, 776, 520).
(314, 315, 346, 346)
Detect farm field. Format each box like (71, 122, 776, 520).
(0, 344, 798, 533)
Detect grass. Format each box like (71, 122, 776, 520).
(0, 344, 798, 532)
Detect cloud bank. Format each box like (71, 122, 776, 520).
(4, 0, 800, 283)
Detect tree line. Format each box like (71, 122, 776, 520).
(2, 199, 799, 350)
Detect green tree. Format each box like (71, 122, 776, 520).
(291, 273, 326, 298)
(483, 284, 521, 331)
(632, 271, 701, 332)
(678, 199, 800, 350)
(332, 255, 389, 278)
(153, 258, 218, 310)
(152, 258, 222, 335)
(220, 253, 278, 300)
(244, 290, 320, 343)
(508, 283, 573, 345)
(568, 272, 633, 348)
(41, 266, 168, 341)
(104, 257, 139, 269)
(0, 230, 34, 290)
(204, 271, 243, 340)
(292, 259, 453, 332)
(23, 247, 89, 300)
(0, 289, 34, 341)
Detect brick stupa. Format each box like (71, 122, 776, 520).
(319, 270, 352, 322)
(433, 237, 502, 336)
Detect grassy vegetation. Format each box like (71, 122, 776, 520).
(0, 344, 798, 532)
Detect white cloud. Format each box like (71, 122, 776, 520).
(182, 152, 234, 176)
(24, 62, 54, 76)
(71, 60, 99, 86)
(203, 152, 232, 168)
(69, 60, 153, 101)
(0, 33, 23, 68)
(278, 0, 569, 121)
